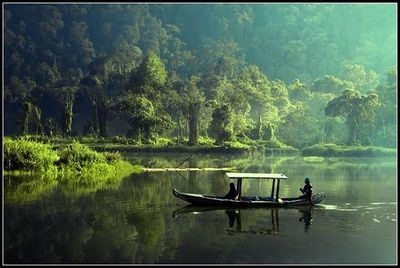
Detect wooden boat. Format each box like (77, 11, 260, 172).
(173, 172, 325, 207)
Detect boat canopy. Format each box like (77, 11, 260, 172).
(226, 173, 288, 180)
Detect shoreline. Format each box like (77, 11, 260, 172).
(85, 143, 396, 158)
(84, 143, 301, 155)
(5, 135, 396, 158)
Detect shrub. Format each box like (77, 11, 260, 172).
(4, 137, 141, 196)
(4, 137, 59, 172)
(301, 143, 397, 157)
(103, 151, 123, 163)
(148, 137, 174, 146)
(261, 139, 289, 149)
(198, 136, 215, 146)
(56, 142, 106, 171)
(55, 141, 139, 183)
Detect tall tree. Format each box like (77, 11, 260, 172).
(325, 89, 381, 145)
(184, 76, 205, 146)
(373, 65, 397, 147)
(209, 103, 235, 144)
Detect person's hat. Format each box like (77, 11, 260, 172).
(304, 177, 311, 183)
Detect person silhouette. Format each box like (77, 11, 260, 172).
(224, 182, 238, 200)
(299, 177, 314, 204)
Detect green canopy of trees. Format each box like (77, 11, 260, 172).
(4, 3, 397, 148)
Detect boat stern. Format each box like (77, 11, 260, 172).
(312, 192, 325, 204)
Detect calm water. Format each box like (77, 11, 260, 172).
(4, 153, 397, 264)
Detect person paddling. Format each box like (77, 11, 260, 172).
(299, 177, 314, 205)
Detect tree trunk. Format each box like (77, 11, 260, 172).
(347, 119, 359, 145)
(379, 110, 385, 138)
(22, 101, 31, 135)
(98, 101, 108, 137)
(92, 103, 99, 135)
(188, 108, 198, 146)
(32, 105, 42, 135)
(22, 101, 42, 135)
(177, 113, 182, 142)
(46, 118, 55, 136)
(256, 115, 262, 140)
(63, 93, 74, 136)
(264, 123, 275, 141)
(143, 124, 151, 142)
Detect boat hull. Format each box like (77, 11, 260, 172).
(172, 188, 325, 207)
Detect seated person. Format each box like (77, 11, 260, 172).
(299, 177, 314, 202)
(224, 182, 238, 200)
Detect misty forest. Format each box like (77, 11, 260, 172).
(4, 4, 397, 149)
(3, 3, 398, 265)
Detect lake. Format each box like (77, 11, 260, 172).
(4, 153, 397, 264)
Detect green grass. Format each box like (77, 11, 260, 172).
(4, 137, 142, 182)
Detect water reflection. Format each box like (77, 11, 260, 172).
(224, 208, 282, 236)
(173, 205, 288, 236)
(4, 174, 58, 205)
(225, 210, 240, 229)
(298, 206, 313, 232)
(173, 204, 321, 237)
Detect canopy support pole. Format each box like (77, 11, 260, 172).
(237, 178, 242, 199)
(271, 179, 276, 199)
(276, 179, 281, 201)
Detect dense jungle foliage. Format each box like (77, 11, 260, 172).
(4, 3, 397, 149)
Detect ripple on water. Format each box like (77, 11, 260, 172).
(370, 202, 396, 205)
(318, 204, 358, 212)
(372, 218, 381, 223)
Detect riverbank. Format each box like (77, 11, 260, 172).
(84, 143, 302, 156)
(5, 135, 396, 158)
(14, 135, 300, 155)
(4, 136, 396, 204)
(54, 142, 398, 158)
(301, 143, 397, 157)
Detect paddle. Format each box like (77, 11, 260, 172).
(173, 148, 203, 181)
(175, 147, 203, 169)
